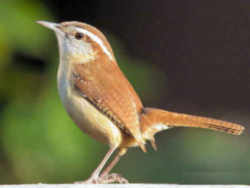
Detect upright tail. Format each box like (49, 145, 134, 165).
(140, 108, 245, 150)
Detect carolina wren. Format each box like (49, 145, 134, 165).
(37, 21, 245, 184)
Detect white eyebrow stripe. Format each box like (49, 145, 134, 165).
(75, 27, 113, 60)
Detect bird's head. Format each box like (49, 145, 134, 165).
(37, 21, 114, 63)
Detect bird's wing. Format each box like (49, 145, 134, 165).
(71, 59, 146, 150)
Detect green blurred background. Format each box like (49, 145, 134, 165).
(0, 0, 249, 184)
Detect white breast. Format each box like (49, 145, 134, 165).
(57, 56, 122, 148)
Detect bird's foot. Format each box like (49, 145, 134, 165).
(74, 173, 128, 184)
(100, 173, 129, 184)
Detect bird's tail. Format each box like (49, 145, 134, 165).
(140, 108, 245, 150)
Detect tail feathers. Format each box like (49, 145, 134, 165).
(140, 108, 245, 149)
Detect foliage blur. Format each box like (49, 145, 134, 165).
(0, 0, 249, 185)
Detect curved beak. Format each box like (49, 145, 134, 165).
(37, 21, 64, 35)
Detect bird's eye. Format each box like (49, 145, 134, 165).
(75, 32, 84, 40)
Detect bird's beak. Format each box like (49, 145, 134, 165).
(37, 21, 64, 35)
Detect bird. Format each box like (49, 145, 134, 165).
(37, 20, 245, 184)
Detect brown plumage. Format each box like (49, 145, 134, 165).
(141, 108, 244, 135)
(38, 20, 245, 183)
(70, 22, 244, 151)
(72, 55, 145, 150)
(140, 108, 244, 149)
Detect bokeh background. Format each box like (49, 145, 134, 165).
(0, 0, 250, 184)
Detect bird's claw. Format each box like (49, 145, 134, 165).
(74, 173, 128, 184)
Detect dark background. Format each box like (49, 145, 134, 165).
(0, 0, 249, 184)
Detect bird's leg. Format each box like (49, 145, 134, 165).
(90, 147, 117, 179)
(100, 148, 127, 177)
(99, 148, 128, 184)
(75, 147, 116, 184)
